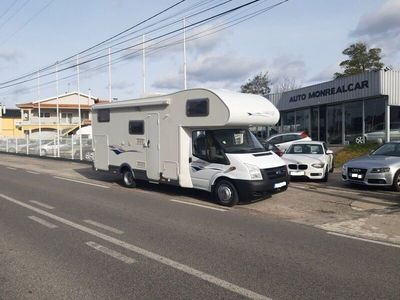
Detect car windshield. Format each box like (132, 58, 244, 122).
(371, 143, 400, 157)
(212, 129, 265, 153)
(287, 144, 324, 154)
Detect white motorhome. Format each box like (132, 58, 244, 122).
(92, 88, 288, 206)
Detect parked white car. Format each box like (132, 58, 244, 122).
(282, 141, 334, 182)
(266, 131, 312, 152)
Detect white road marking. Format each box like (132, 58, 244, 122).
(170, 199, 228, 212)
(327, 232, 400, 249)
(26, 170, 40, 175)
(83, 220, 124, 235)
(86, 241, 136, 264)
(28, 215, 58, 229)
(0, 193, 270, 300)
(6, 167, 16, 170)
(53, 176, 109, 189)
(29, 200, 55, 210)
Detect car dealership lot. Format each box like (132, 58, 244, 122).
(0, 153, 399, 245)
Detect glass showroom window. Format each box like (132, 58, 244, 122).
(327, 105, 342, 144)
(390, 106, 400, 141)
(364, 98, 386, 143)
(295, 109, 310, 133)
(311, 107, 319, 141)
(282, 111, 295, 132)
(344, 101, 363, 144)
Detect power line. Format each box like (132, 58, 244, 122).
(0, 0, 289, 95)
(0, 0, 31, 31)
(0, 0, 56, 46)
(0, 0, 20, 21)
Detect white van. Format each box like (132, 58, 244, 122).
(92, 88, 288, 206)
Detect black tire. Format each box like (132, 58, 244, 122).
(122, 168, 136, 188)
(213, 179, 239, 207)
(321, 169, 329, 182)
(391, 170, 400, 192)
(329, 159, 335, 173)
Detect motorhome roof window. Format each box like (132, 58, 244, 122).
(129, 120, 144, 135)
(186, 98, 209, 117)
(98, 109, 110, 123)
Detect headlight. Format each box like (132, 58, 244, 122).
(342, 164, 347, 170)
(244, 163, 263, 180)
(371, 167, 390, 173)
(311, 163, 325, 168)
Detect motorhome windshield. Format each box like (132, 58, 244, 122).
(212, 129, 265, 153)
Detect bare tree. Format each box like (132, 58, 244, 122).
(274, 76, 301, 93)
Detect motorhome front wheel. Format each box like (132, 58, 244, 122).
(214, 180, 239, 207)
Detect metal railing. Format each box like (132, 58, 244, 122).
(0, 136, 94, 162)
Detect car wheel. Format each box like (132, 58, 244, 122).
(391, 170, 400, 192)
(122, 168, 136, 188)
(40, 149, 47, 156)
(214, 179, 239, 207)
(321, 169, 329, 182)
(329, 159, 335, 173)
(84, 151, 94, 161)
(354, 136, 365, 144)
(8, 147, 16, 153)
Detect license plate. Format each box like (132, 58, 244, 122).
(290, 171, 305, 176)
(274, 182, 287, 189)
(350, 173, 362, 179)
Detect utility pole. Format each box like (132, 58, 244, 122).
(183, 17, 187, 90)
(142, 34, 146, 95)
(108, 48, 112, 102)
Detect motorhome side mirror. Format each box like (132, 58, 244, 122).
(326, 149, 333, 155)
(189, 157, 192, 163)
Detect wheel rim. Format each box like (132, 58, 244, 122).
(124, 171, 134, 186)
(217, 184, 232, 203)
(397, 175, 400, 188)
(355, 136, 364, 144)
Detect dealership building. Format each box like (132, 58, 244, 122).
(267, 70, 400, 144)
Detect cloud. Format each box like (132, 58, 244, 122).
(307, 64, 340, 84)
(0, 49, 23, 63)
(268, 55, 306, 84)
(109, 80, 133, 91)
(188, 54, 263, 83)
(350, 0, 400, 66)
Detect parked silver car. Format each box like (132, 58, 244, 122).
(342, 142, 400, 191)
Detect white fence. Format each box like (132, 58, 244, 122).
(0, 136, 94, 162)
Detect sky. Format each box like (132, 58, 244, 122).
(0, 0, 398, 107)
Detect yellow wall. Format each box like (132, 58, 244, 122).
(1, 118, 23, 137)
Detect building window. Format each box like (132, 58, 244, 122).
(40, 112, 50, 118)
(364, 98, 385, 143)
(390, 106, 400, 141)
(129, 120, 144, 135)
(344, 101, 363, 144)
(295, 109, 310, 133)
(186, 98, 209, 117)
(97, 109, 110, 123)
(282, 111, 295, 132)
(327, 104, 342, 144)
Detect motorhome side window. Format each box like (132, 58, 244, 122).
(192, 130, 227, 164)
(186, 98, 209, 117)
(129, 120, 144, 135)
(97, 109, 110, 123)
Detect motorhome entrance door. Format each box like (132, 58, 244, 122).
(146, 113, 160, 180)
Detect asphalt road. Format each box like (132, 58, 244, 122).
(0, 162, 399, 299)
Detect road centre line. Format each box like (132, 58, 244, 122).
(6, 167, 17, 170)
(170, 199, 228, 212)
(53, 176, 109, 189)
(83, 219, 124, 235)
(86, 241, 136, 264)
(327, 231, 400, 249)
(28, 215, 58, 229)
(29, 200, 55, 210)
(26, 170, 40, 175)
(0, 193, 270, 300)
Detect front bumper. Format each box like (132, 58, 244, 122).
(342, 167, 394, 186)
(288, 164, 326, 179)
(233, 166, 289, 200)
